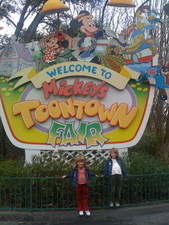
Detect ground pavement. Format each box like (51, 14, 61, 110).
(0, 203, 169, 225)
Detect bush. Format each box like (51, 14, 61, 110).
(0, 159, 25, 177)
(123, 151, 169, 175)
(128, 131, 158, 155)
(0, 149, 168, 178)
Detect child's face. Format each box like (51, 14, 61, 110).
(77, 160, 85, 168)
(111, 152, 117, 159)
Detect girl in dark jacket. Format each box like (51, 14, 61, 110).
(62, 155, 96, 216)
(104, 148, 128, 207)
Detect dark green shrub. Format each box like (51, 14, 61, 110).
(123, 151, 169, 175)
(0, 159, 25, 177)
(0, 150, 168, 177)
(129, 131, 158, 155)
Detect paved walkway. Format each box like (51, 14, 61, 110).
(0, 203, 169, 225)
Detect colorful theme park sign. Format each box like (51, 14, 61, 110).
(0, 8, 166, 150)
(0, 59, 155, 150)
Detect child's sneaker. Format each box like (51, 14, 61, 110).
(115, 202, 120, 207)
(79, 211, 84, 216)
(110, 202, 114, 207)
(85, 210, 91, 216)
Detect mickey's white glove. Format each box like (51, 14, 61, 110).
(83, 37, 93, 47)
(104, 26, 117, 38)
(82, 37, 97, 50)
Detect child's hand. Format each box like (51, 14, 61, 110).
(62, 175, 66, 179)
(95, 175, 103, 177)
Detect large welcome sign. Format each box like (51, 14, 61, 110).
(0, 59, 154, 150)
(0, 7, 162, 150)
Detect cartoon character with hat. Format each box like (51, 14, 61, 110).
(70, 10, 116, 63)
(41, 32, 73, 64)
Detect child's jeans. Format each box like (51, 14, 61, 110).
(110, 174, 122, 203)
(76, 184, 89, 211)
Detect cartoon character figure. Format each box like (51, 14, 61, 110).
(70, 10, 104, 63)
(70, 10, 117, 63)
(122, 8, 161, 64)
(41, 32, 73, 63)
(147, 9, 162, 23)
(107, 33, 128, 55)
(145, 66, 169, 103)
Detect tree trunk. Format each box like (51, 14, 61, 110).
(14, 0, 31, 38)
(24, 13, 44, 43)
(154, 90, 165, 155)
(164, 110, 169, 158)
(0, 118, 7, 157)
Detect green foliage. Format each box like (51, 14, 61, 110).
(0, 159, 25, 177)
(128, 131, 158, 155)
(0, 149, 168, 178)
(122, 131, 169, 175)
(123, 151, 169, 175)
(24, 152, 74, 177)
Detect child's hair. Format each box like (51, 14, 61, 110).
(74, 155, 87, 167)
(109, 148, 119, 158)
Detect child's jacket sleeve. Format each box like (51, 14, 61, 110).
(103, 159, 110, 176)
(120, 160, 128, 177)
(86, 168, 96, 177)
(65, 168, 75, 178)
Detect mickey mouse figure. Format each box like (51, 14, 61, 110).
(70, 10, 105, 64)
